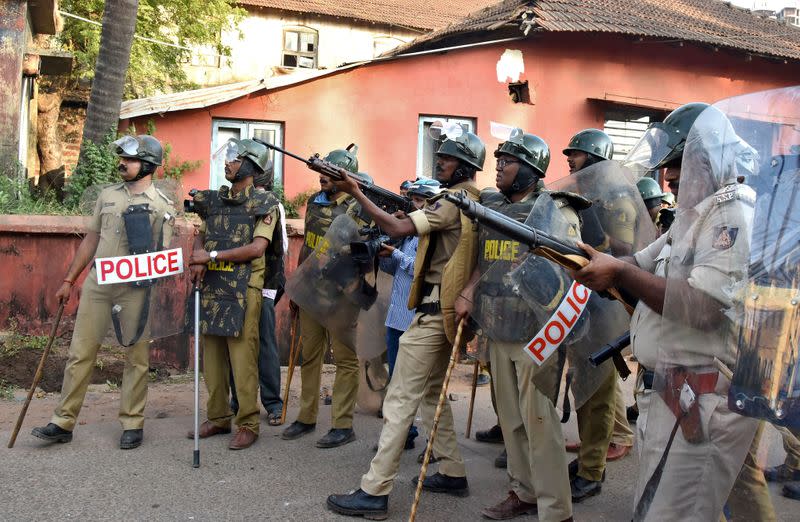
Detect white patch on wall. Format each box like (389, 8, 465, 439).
(496, 49, 524, 83)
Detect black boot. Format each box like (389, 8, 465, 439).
(120, 429, 143, 449)
(327, 489, 388, 520)
(412, 472, 469, 497)
(316, 428, 356, 448)
(571, 476, 601, 502)
(475, 424, 503, 443)
(31, 423, 73, 443)
(494, 449, 507, 469)
(281, 420, 316, 440)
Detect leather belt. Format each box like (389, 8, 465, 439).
(417, 301, 441, 315)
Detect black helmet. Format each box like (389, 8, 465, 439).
(436, 131, 486, 171)
(626, 102, 709, 171)
(252, 159, 275, 188)
(562, 129, 614, 161)
(407, 178, 441, 200)
(323, 143, 359, 174)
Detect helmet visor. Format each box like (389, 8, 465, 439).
(212, 139, 242, 163)
(624, 124, 675, 170)
(429, 121, 464, 141)
(113, 135, 140, 157)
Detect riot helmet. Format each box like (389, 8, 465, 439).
(495, 128, 549, 195)
(625, 102, 709, 171)
(400, 180, 414, 192)
(661, 191, 676, 207)
(636, 176, 665, 210)
(407, 178, 441, 200)
(323, 143, 359, 174)
(436, 131, 485, 187)
(113, 134, 164, 180)
(252, 159, 275, 189)
(562, 129, 614, 161)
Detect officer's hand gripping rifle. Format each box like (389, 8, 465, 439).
(261, 143, 414, 215)
(444, 192, 636, 314)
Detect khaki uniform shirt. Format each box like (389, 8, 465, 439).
(89, 182, 175, 260)
(408, 180, 477, 285)
(631, 185, 753, 369)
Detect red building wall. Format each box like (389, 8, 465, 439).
(126, 33, 800, 202)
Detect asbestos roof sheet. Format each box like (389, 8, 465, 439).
(119, 67, 358, 119)
(386, 0, 800, 61)
(236, 0, 500, 30)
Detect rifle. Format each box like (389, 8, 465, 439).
(444, 192, 635, 314)
(588, 331, 632, 379)
(261, 142, 414, 215)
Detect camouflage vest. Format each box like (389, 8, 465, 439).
(196, 185, 277, 337)
(475, 189, 541, 342)
(300, 192, 356, 264)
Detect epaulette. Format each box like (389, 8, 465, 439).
(155, 187, 174, 206)
(714, 183, 756, 206)
(543, 190, 592, 211)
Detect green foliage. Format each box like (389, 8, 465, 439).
(162, 143, 201, 181)
(0, 380, 14, 400)
(0, 321, 50, 358)
(64, 133, 119, 211)
(276, 185, 314, 218)
(0, 165, 75, 216)
(59, 0, 245, 99)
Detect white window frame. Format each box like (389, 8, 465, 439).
(416, 115, 476, 179)
(282, 26, 318, 69)
(210, 119, 284, 190)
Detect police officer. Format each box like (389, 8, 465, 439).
(457, 129, 579, 521)
(326, 130, 485, 519)
(187, 138, 279, 450)
(572, 103, 770, 520)
(561, 129, 634, 501)
(32, 135, 175, 450)
(229, 156, 287, 426)
(637, 177, 665, 223)
(281, 146, 367, 448)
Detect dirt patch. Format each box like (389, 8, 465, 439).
(0, 334, 174, 392)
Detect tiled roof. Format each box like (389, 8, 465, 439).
(236, 0, 499, 31)
(386, 0, 800, 61)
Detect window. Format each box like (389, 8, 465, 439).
(416, 116, 477, 179)
(282, 27, 318, 69)
(210, 120, 284, 190)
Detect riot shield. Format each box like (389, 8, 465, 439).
(78, 181, 189, 346)
(633, 88, 800, 521)
(285, 214, 388, 361)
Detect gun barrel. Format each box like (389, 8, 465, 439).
(260, 141, 311, 166)
(588, 331, 631, 367)
(445, 193, 585, 258)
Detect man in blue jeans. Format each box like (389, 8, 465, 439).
(230, 162, 287, 426)
(378, 179, 440, 449)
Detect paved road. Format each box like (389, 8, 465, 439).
(0, 365, 795, 521)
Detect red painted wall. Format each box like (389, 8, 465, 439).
(126, 32, 800, 202)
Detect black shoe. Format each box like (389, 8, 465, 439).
(281, 421, 316, 440)
(31, 423, 73, 443)
(626, 405, 639, 423)
(404, 435, 416, 450)
(568, 459, 606, 482)
(783, 481, 800, 501)
(494, 449, 507, 469)
(765, 463, 800, 483)
(412, 472, 469, 497)
(327, 488, 388, 520)
(571, 476, 601, 502)
(475, 424, 504, 443)
(120, 429, 143, 450)
(417, 447, 441, 464)
(316, 428, 356, 448)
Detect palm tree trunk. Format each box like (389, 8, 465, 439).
(79, 0, 139, 157)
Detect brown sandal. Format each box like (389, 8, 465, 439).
(267, 412, 283, 426)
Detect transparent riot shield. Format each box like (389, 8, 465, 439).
(633, 88, 800, 521)
(285, 214, 388, 361)
(79, 181, 189, 346)
(546, 159, 657, 256)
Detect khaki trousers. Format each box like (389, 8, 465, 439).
(296, 308, 359, 429)
(784, 426, 800, 470)
(490, 340, 572, 521)
(53, 273, 150, 431)
(611, 379, 635, 447)
(361, 311, 465, 496)
(203, 287, 261, 433)
(725, 421, 776, 521)
(575, 368, 616, 481)
(634, 388, 758, 521)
